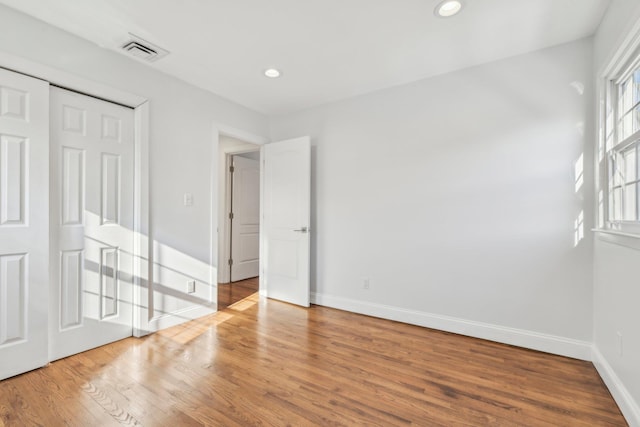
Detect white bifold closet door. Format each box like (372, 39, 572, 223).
(0, 68, 50, 380)
(49, 87, 134, 361)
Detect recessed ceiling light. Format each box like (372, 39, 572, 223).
(435, 0, 463, 17)
(264, 68, 281, 78)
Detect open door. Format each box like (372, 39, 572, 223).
(263, 137, 311, 307)
(230, 154, 260, 281)
(0, 68, 50, 380)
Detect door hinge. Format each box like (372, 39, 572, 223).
(229, 165, 235, 173)
(228, 212, 234, 220)
(228, 259, 233, 266)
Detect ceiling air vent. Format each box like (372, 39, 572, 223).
(121, 34, 169, 62)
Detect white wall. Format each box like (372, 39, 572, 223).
(0, 4, 269, 332)
(270, 39, 595, 359)
(592, 236, 640, 423)
(592, 1, 640, 424)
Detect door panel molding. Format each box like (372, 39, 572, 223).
(60, 249, 83, 330)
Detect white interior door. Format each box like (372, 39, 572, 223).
(263, 137, 310, 307)
(230, 154, 260, 281)
(0, 68, 50, 380)
(49, 87, 134, 361)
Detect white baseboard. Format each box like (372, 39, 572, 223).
(592, 347, 640, 427)
(140, 304, 216, 335)
(311, 292, 592, 361)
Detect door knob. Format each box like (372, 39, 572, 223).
(293, 227, 309, 233)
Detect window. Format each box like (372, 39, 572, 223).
(601, 57, 640, 234)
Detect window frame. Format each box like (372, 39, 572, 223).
(601, 52, 640, 236)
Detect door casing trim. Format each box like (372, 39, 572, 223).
(213, 124, 267, 296)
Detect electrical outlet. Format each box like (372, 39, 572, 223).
(362, 277, 370, 290)
(187, 280, 196, 294)
(183, 193, 193, 206)
(617, 332, 623, 356)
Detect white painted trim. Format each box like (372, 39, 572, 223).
(594, 59, 607, 234)
(593, 228, 640, 251)
(592, 347, 640, 427)
(596, 14, 640, 234)
(213, 122, 269, 146)
(213, 125, 266, 286)
(133, 102, 151, 337)
(0, 51, 146, 107)
(209, 127, 219, 307)
(311, 292, 592, 361)
(593, 228, 640, 239)
(259, 146, 265, 297)
(209, 131, 218, 308)
(220, 153, 233, 284)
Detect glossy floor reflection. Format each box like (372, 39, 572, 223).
(0, 292, 628, 426)
(218, 276, 259, 309)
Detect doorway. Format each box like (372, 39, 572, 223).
(229, 151, 260, 281)
(217, 134, 261, 308)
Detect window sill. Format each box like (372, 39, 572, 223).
(592, 228, 640, 251)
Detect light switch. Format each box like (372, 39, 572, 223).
(183, 193, 193, 206)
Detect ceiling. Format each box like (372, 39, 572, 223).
(0, 0, 611, 116)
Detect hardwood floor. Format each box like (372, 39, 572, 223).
(217, 276, 259, 309)
(0, 289, 627, 426)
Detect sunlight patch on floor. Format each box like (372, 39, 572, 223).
(228, 293, 259, 312)
(155, 292, 260, 344)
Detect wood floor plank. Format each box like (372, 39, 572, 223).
(217, 277, 259, 309)
(0, 278, 628, 426)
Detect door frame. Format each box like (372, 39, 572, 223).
(0, 51, 151, 338)
(213, 125, 267, 295)
(220, 149, 261, 283)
